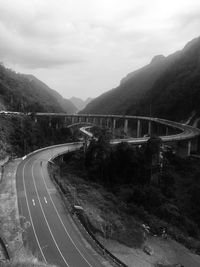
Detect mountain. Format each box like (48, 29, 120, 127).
(0, 64, 76, 113)
(70, 96, 93, 111)
(84, 97, 93, 107)
(81, 51, 180, 115)
(135, 37, 200, 121)
(81, 36, 200, 122)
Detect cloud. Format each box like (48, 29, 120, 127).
(175, 11, 200, 29)
(0, 0, 200, 98)
(0, 0, 88, 68)
(0, 21, 86, 68)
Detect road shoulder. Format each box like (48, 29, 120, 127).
(0, 159, 25, 259)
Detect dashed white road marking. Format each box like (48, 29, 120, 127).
(44, 197, 47, 204)
(32, 199, 35, 206)
(22, 158, 47, 263)
(41, 161, 93, 267)
(32, 162, 70, 267)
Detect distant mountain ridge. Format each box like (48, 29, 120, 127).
(0, 64, 76, 113)
(81, 36, 200, 122)
(81, 49, 180, 115)
(70, 96, 93, 111)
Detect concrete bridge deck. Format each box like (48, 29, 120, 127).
(1, 111, 200, 156)
(34, 113, 200, 141)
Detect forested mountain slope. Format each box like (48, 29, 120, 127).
(82, 36, 200, 122)
(134, 37, 200, 121)
(70, 96, 93, 111)
(0, 64, 76, 113)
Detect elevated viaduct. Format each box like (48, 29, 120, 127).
(32, 113, 200, 157)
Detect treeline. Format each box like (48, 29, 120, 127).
(84, 134, 161, 186)
(0, 63, 76, 113)
(63, 134, 200, 246)
(0, 115, 74, 159)
(82, 37, 200, 122)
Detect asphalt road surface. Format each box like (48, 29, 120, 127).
(16, 143, 109, 267)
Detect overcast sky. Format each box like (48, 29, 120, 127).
(0, 0, 200, 99)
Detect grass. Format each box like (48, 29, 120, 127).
(3, 248, 57, 266)
(1, 253, 57, 267)
(2, 263, 54, 267)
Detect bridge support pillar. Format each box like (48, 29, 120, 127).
(191, 138, 198, 153)
(148, 121, 152, 136)
(113, 119, 116, 130)
(188, 140, 191, 156)
(78, 117, 82, 123)
(165, 127, 169, 136)
(71, 117, 75, 124)
(137, 120, 142, 138)
(34, 117, 37, 123)
(49, 117, 52, 127)
(106, 118, 110, 127)
(176, 140, 192, 157)
(124, 119, 128, 135)
(100, 118, 103, 127)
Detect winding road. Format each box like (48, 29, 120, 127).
(13, 112, 200, 266)
(16, 143, 109, 267)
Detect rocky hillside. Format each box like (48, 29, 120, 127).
(0, 64, 76, 113)
(81, 36, 200, 122)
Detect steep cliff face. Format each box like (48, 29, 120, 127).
(81, 50, 181, 116)
(0, 64, 76, 113)
(82, 36, 200, 122)
(134, 36, 200, 121)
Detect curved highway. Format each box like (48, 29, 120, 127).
(33, 113, 200, 142)
(16, 143, 110, 267)
(9, 111, 200, 267)
(1, 112, 200, 142)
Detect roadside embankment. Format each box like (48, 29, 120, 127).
(0, 158, 58, 266)
(0, 156, 9, 182)
(0, 159, 23, 260)
(48, 159, 128, 267)
(49, 152, 200, 267)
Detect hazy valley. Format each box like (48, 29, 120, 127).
(1, 35, 200, 267)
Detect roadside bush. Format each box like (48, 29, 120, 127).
(158, 203, 180, 223)
(56, 139, 200, 253)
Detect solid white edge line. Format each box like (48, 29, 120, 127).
(22, 158, 47, 262)
(41, 157, 93, 267)
(31, 161, 70, 267)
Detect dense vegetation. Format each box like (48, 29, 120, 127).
(0, 115, 75, 159)
(59, 133, 200, 251)
(136, 38, 200, 121)
(82, 36, 200, 122)
(0, 63, 76, 113)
